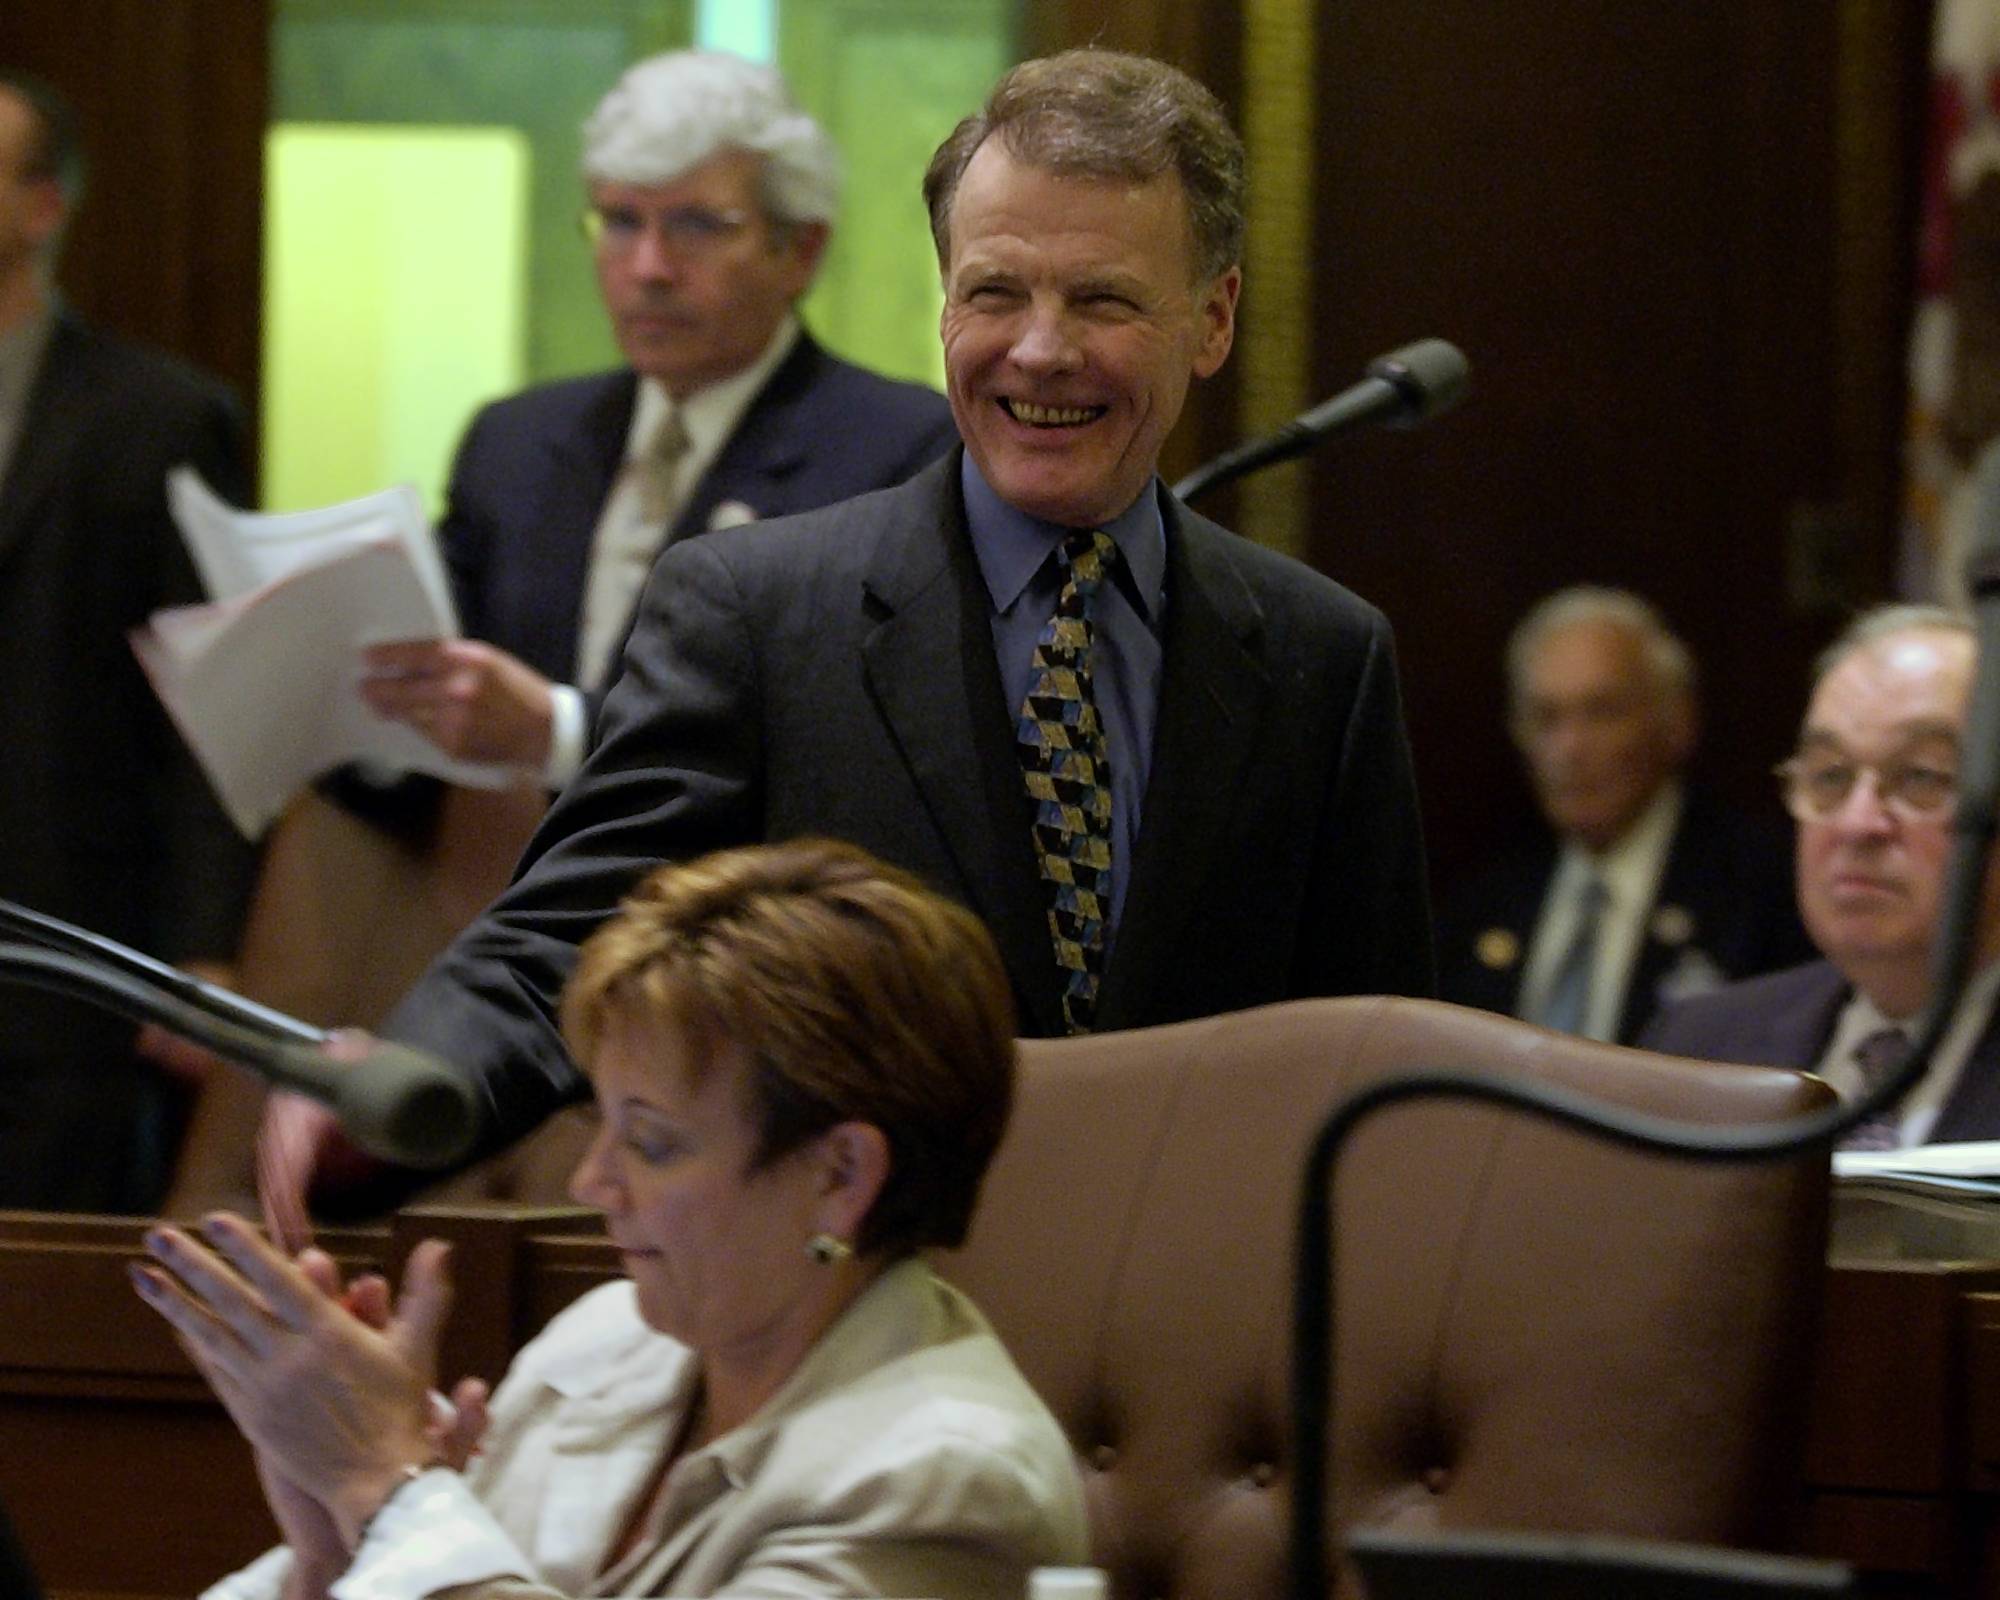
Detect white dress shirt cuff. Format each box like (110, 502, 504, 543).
(543, 684, 588, 788)
(331, 1468, 535, 1600)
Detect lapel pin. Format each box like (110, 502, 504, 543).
(1649, 904, 1696, 946)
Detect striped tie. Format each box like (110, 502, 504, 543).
(1017, 529, 1117, 1034)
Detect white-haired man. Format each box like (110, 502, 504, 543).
(358, 51, 956, 785)
(1439, 586, 1808, 1043)
(1646, 607, 2000, 1146)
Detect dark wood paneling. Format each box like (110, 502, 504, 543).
(1303, 1, 1931, 888)
(1020, 0, 1244, 489)
(0, 0, 267, 443)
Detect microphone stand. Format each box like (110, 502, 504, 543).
(1174, 338, 1470, 506)
(0, 899, 479, 1170)
(1287, 793, 1994, 1599)
(0, 898, 323, 1044)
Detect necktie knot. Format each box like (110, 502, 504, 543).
(1056, 529, 1117, 610)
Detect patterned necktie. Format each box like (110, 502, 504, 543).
(1838, 1026, 1910, 1152)
(1017, 528, 1118, 1035)
(1535, 875, 1608, 1036)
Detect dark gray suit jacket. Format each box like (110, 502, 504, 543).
(384, 452, 1435, 1160)
(1640, 959, 2000, 1144)
(0, 310, 257, 1210)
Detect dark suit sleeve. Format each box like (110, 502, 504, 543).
(380, 534, 765, 1156)
(1303, 609, 1436, 999)
(141, 383, 261, 962)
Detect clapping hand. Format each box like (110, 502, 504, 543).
(132, 1213, 465, 1548)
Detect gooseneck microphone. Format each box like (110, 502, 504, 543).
(0, 902, 479, 1170)
(1172, 337, 1471, 505)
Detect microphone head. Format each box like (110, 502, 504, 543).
(331, 1043, 483, 1170)
(1365, 338, 1471, 427)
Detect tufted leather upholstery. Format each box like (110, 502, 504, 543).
(429, 994, 1835, 1600)
(945, 997, 1834, 1600)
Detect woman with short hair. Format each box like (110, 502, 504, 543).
(136, 839, 1087, 1600)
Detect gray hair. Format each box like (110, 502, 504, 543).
(1813, 602, 1972, 683)
(581, 50, 840, 227)
(1506, 586, 1696, 705)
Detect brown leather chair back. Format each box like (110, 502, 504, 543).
(938, 996, 1834, 1600)
(404, 994, 1835, 1599)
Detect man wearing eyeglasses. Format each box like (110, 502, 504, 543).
(356, 50, 956, 785)
(1644, 605, 2000, 1147)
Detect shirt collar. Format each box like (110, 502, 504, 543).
(623, 314, 802, 464)
(960, 451, 1166, 622)
(1553, 779, 1684, 908)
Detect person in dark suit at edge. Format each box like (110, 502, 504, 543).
(262, 47, 1435, 1226)
(1438, 587, 1810, 1044)
(355, 49, 958, 786)
(1645, 605, 2000, 1147)
(0, 71, 257, 1211)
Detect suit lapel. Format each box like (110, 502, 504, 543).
(858, 459, 1063, 1035)
(536, 373, 633, 673)
(0, 313, 90, 575)
(1766, 964, 1848, 1065)
(1095, 500, 1270, 1030)
(668, 336, 821, 543)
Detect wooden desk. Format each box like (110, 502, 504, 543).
(0, 1208, 612, 1600)
(7, 1198, 2000, 1600)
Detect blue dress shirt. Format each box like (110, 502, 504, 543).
(961, 453, 1166, 941)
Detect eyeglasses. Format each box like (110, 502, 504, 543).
(1773, 753, 1959, 822)
(580, 203, 754, 256)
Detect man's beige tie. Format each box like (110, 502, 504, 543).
(633, 404, 691, 527)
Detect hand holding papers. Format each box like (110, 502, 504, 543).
(134, 470, 510, 837)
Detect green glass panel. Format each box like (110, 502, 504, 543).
(262, 125, 527, 512)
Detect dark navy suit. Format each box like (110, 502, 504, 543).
(1640, 960, 2000, 1144)
(1436, 789, 1812, 1044)
(437, 333, 957, 681)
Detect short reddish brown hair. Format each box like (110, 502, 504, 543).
(561, 839, 1016, 1257)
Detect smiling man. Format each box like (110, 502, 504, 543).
(1644, 606, 2000, 1148)
(266, 48, 1433, 1214)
